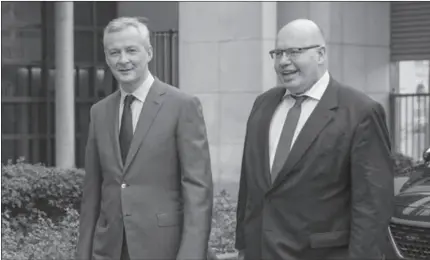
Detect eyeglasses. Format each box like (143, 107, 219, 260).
(269, 45, 321, 60)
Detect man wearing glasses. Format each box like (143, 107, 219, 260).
(235, 19, 393, 260)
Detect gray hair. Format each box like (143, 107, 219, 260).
(103, 16, 152, 50)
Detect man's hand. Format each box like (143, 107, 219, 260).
(175, 96, 213, 260)
(238, 250, 245, 260)
(349, 103, 394, 258)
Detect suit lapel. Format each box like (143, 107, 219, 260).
(108, 90, 123, 169)
(255, 87, 286, 187)
(123, 79, 166, 173)
(271, 78, 340, 189)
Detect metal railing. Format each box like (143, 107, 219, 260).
(150, 30, 178, 88)
(1, 31, 178, 167)
(390, 93, 430, 161)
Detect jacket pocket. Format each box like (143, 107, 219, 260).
(97, 214, 108, 229)
(156, 211, 182, 227)
(309, 230, 349, 248)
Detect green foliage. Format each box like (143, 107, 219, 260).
(2, 207, 80, 260)
(1, 158, 84, 220)
(1, 159, 83, 260)
(210, 190, 237, 255)
(392, 152, 420, 177)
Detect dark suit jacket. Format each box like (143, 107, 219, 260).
(235, 77, 394, 260)
(76, 79, 213, 260)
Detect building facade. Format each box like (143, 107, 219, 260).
(2, 1, 430, 196)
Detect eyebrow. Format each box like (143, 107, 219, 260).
(107, 45, 141, 50)
(275, 44, 320, 49)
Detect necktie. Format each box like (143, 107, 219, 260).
(119, 95, 135, 163)
(271, 95, 307, 182)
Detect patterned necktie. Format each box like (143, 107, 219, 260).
(271, 95, 307, 182)
(119, 95, 135, 163)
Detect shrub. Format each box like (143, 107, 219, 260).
(1, 160, 237, 259)
(1, 158, 84, 221)
(2, 208, 79, 260)
(210, 190, 237, 255)
(392, 152, 420, 177)
(1, 159, 83, 260)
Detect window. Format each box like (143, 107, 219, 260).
(390, 2, 430, 161)
(391, 60, 430, 161)
(1, 2, 117, 166)
(1, 2, 46, 164)
(398, 61, 429, 94)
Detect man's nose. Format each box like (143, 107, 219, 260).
(279, 53, 292, 65)
(118, 52, 129, 63)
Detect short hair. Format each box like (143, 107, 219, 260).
(103, 16, 152, 50)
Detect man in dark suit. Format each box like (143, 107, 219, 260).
(235, 19, 394, 260)
(76, 17, 213, 260)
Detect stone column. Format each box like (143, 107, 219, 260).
(179, 2, 277, 197)
(55, 2, 75, 168)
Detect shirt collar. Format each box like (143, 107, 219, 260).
(284, 70, 330, 101)
(119, 72, 155, 103)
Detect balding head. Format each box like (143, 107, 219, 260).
(272, 19, 328, 94)
(277, 19, 326, 48)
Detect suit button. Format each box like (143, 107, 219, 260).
(121, 183, 127, 189)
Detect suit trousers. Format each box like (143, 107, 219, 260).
(121, 230, 130, 260)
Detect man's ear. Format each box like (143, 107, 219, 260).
(104, 48, 111, 67)
(147, 46, 153, 63)
(317, 46, 326, 64)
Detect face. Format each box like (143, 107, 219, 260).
(273, 32, 325, 94)
(104, 26, 153, 90)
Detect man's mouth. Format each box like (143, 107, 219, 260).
(281, 70, 298, 76)
(118, 68, 133, 72)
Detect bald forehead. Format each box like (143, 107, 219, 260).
(276, 19, 326, 48)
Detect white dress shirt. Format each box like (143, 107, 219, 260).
(269, 71, 330, 170)
(118, 73, 155, 133)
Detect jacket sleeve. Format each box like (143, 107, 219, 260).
(175, 96, 214, 260)
(235, 138, 249, 251)
(76, 106, 102, 260)
(349, 102, 394, 259)
(235, 96, 262, 251)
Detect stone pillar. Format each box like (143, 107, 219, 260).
(179, 2, 277, 197)
(55, 2, 75, 168)
(277, 2, 391, 114)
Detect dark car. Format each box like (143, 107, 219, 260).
(388, 148, 430, 260)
